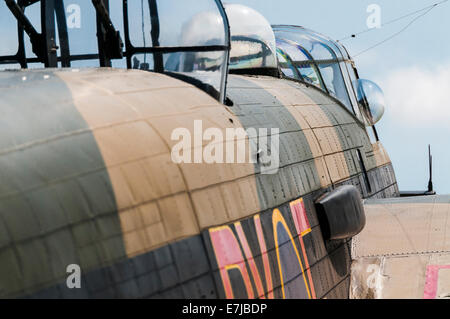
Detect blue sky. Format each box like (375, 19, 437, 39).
(226, 0, 450, 194)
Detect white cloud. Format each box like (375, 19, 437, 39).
(376, 63, 450, 127)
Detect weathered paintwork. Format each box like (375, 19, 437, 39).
(0, 68, 398, 298)
(351, 195, 450, 299)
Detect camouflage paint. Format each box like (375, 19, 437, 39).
(0, 69, 398, 298)
(0, 70, 126, 297)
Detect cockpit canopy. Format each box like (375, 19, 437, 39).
(272, 25, 384, 125)
(0, 2, 386, 125)
(273, 25, 387, 126)
(273, 25, 386, 127)
(224, 4, 278, 72)
(0, 0, 231, 103)
(273, 25, 356, 111)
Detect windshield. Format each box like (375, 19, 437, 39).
(0, 0, 230, 103)
(273, 25, 357, 115)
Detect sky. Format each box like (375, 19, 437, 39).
(225, 0, 450, 194)
(1, 0, 449, 193)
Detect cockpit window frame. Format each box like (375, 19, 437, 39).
(272, 24, 369, 127)
(276, 37, 328, 92)
(0, 0, 231, 104)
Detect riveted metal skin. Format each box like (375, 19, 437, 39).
(0, 69, 398, 299)
(351, 195, 450, 299)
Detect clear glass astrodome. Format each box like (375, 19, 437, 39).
(355, 79, 386, 126)
(173, 10, 228, 72)
(166, 8, 230, 93)
(224, 4, 278, 70)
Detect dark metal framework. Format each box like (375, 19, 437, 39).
(121, 0, 230, 70)
(1, 0, 125, 67)
(2, 0, 59, 67)
(1, 0, 231, 102)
